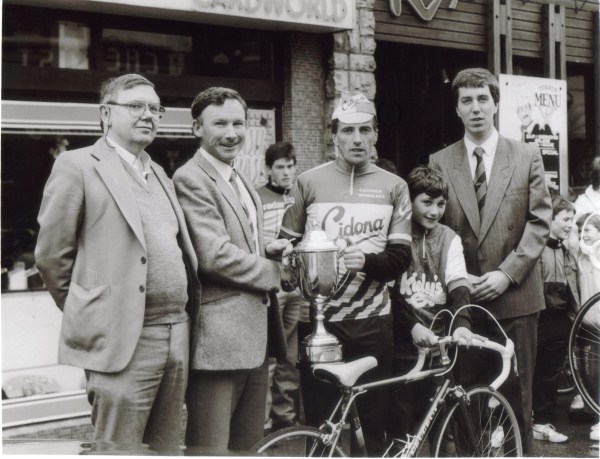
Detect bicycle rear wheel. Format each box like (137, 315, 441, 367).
(432, 386, 522, 457)
(569, 292, 600, 415)
(251, 425, 349, 457)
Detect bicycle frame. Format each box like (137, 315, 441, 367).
(311, 336, 515, 458)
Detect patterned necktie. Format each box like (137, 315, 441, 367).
(230, 169, 256, 237)
(473, 146, 487, 216)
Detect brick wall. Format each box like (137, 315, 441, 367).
(283, 32, 328, 174)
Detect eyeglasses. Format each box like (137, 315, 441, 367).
(106, 102, 166, 119)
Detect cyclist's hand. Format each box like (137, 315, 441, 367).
(452, 327, 488, 346)
(411, 323, 438, 347)
(341, 245, 366, 272)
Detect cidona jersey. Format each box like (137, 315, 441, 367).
(280, 161, 412, 322)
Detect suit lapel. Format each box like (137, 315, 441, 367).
(92, 139, 146, 250)
(194, 152, 256, 252)
(448, 141, 480, 235)
(479, 136, 516, 241)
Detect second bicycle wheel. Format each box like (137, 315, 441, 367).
(251, 425, 349, 457)
(569, 291, 600, 415)
(432, 386, 523, 457)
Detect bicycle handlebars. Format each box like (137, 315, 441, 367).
(413, 335, 515, 391)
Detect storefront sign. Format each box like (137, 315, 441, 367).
(389, 0, 459, 21)
(498, 74, 568, 193)
(88, 0, 353, 31)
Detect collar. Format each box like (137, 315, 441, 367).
(200, 147, 234, 183)
(106, 136, 151, 175)
(546, 237, 562, 249)
(464, 128, 499, 157)
(266, 180, 290, 195)
(334, 157, 371, 175)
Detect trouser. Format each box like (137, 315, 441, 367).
(298, 314, 393, 457)
(186, 357, 269, 453)
(389, 358, 440, 439)
(265, 290, 302, 425)
(456, 312, 538, 455)
(86, 320, 189, 453)
(532, 310, 571, 424)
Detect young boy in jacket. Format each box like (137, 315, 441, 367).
(532, 194, 579, 443)
(389, 166, 481, 439)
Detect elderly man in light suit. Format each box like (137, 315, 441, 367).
(173, 87, 289, 452)
(35, 73, 199, 449)
(429, 68, 552, 453)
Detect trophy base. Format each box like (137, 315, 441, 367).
(300, 341, 343, 363)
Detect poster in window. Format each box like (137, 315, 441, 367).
(58, 21, 90, 69)
(498, 74, 568, 193)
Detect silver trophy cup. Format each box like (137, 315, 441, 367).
(288, 223, 345, 363)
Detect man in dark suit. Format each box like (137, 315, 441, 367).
(35, 73, 199, 450)
(173, 87, 289, 452)
(429, 68, 552, 453)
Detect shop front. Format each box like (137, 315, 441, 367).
(1, 0, 354, 437)
(371, 0, 598, 190)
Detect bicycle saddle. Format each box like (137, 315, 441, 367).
(312, 356, 378, 387)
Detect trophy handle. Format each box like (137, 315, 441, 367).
(334, 237, 355, 295)
(283, 251, 299, 290)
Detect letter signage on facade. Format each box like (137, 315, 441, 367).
(88, 0, 353, 31)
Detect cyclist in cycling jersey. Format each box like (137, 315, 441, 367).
(279, 93, 412, 456)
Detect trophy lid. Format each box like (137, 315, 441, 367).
(295, 221, 339, 253)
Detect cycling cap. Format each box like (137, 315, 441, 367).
(332, 93, 376, 124)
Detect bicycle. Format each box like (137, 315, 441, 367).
(568, 291, 600, 415)
(252, 307, 523, 457)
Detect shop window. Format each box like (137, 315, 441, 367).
(102, 29, 192, 76)
(2, 14, 90, 70)
(3, 5, 280, 82)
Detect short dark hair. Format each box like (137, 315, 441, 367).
(99, 74, 155, 104)
(407, 165, 448, 201)
(452, 68, 500, 107)
(191, 87, 247, 121)
(264, 141, 296, 168)
(331, 116, 378, 135)
(550, 192, 575, 218)
(591, 156, 600, 190)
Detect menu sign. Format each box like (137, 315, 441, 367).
(498, 74, 568, 193)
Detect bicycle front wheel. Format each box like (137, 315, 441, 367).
(432, 386, 523, 457)
(251, 425, 349, 457)
(569, 292, 600, 415)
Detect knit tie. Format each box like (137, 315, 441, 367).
(230, 169, 255, 237)
(473, 146, 487, 216)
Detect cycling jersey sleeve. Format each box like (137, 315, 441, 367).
(363, 242, 411, 282)
(387, 180, 412, 245)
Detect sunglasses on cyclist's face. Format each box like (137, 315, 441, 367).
(106, 101, 166, 119)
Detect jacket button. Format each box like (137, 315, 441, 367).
(508, 224, 514, 230)
(139, 285, 145, 293)
(141, 257, 147, 264)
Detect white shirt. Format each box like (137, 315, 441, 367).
(200, 148, 259, 253)
(106, 136, 151, 182)
(464, 129, 498, 184)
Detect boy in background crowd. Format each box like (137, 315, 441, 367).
(532, 194, 579, 443)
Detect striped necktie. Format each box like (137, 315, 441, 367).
(230, 169, 256, 237)
(473, 146, 487, 216)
